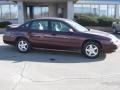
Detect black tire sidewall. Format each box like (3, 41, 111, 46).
(82, 41, 101, 59)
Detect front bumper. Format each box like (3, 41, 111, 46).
(103, 40, 120, 53)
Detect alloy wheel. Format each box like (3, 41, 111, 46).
(17, 40, 29, 52)
(85, 44, 99, 57)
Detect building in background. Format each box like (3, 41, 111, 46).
(0, 1, 18, 23)
(0, 0, 74, 24)
(74, 0, 120, 19)
(0, 0, 120, 24)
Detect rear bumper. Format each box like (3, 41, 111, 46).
(3, 40, 15, 45)
(3, 35, 16, 45)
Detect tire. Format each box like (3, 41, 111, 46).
(82, 41, 101, 59)
(16, 38, 31, 53)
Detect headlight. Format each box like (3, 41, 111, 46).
(110, 34, 119, 43)
(109, 34, 120, 46)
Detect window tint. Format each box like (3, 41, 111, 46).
(51, 21, 72, 32)
(30, 20, 48, 31)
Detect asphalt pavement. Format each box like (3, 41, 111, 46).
(0, 34, 120, 90)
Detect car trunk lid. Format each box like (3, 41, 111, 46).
(7, 24, 20, 29)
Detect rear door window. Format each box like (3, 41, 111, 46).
(30, 20, 48, 31)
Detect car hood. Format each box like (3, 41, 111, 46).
(85, 29, 119, 42)
(87, 29, 110, 37)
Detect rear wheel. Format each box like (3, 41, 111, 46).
(16, 39, 31, 53)
(82, 41, 101, 59)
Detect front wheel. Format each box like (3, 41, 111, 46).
(82, 41, 101, 59)
(16, 39, 31, 53)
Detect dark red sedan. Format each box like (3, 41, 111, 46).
(3, 18, 120, 58)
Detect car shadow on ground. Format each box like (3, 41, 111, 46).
(0, 45, 106, 63)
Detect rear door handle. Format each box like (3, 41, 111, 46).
(63, 37, 69, 39)
(51, 33, 56, 36)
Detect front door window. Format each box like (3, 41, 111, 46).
(51, 21, 73, 32)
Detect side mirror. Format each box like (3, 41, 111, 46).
(88, 28, 91, 31)
(69, 29, 74, 32)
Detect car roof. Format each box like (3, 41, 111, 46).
(30, 17, 72, 22)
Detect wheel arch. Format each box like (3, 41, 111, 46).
(15, 37, 29, 43)
(82, 39, 103, 49)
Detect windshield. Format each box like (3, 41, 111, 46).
(65, 20, 88, 32)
